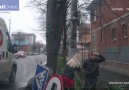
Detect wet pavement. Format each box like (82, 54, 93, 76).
(99, 68, 129, 82)
(0, 54, 47, 90)
(96, 68, 129, 90)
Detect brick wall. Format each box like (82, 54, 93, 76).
(91, 0, 129, 30)
(103, 46, 129, 62)
(100, 60, 129, 76)
(89, 0, 129, 75)
(22, 45, 30, 53)
(90, 0, 129, 62)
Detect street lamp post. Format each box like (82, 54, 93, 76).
(9, 17, 11, 35)
(68, 0, 78, 60)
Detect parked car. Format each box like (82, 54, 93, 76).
(34, 52, 40, 55)
(28, 52, 33, 55)
(0, 17, 17, 84)
(15, 51, 26, 59)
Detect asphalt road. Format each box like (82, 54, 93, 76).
(0, 54, 47, 90)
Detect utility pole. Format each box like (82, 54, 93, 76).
(68, 0, 78, 60)
(9, 17, 11, 35)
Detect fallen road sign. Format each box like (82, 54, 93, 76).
(32, 64, 49, 90)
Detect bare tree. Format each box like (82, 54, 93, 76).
(27, 0, 47, 31)
(28, 0, 69, 73)
(27, 0, 92, 73)
(46, 0, 69, 73)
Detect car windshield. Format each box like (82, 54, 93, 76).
(0, 0, 129, 90)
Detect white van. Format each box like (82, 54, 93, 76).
(0, 17, 17, 83)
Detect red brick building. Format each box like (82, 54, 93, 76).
(78, 23, 91, 51)
(11, 32, 36, 53)
(78, 23, 90, 43)
(11, 40, 30, 53)
(88, 0, 129, 76)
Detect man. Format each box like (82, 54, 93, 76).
(82, 51, 105, 90)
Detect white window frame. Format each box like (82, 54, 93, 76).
(122, 23, 128, 38)
(112, 28, 116, 41)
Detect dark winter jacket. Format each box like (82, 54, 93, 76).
(82, 54, 105, 78)
(62, 65, 80, 79)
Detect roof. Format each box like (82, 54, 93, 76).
(79, 23, 90, 34)
(12, 39, 30, 45)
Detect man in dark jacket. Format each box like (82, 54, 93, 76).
(82, 51, 105, 90)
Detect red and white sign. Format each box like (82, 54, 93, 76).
(45, 74, 63, 90)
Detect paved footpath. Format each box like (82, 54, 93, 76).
(96, 68, 129, 90)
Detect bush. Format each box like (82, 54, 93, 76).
(74, 74, 82, 90)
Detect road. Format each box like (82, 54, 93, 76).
(98, 68, 129, 89)
(1, 54, 129, 90)
(0, 54, 47, 90)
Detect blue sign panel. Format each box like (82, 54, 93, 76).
(0, 0, 19, 11)
(32, 64, 49, 90)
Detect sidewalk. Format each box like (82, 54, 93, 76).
(96, 67, 129, 90)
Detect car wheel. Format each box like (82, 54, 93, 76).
(9, 67, 16, 84)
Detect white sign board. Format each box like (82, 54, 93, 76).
(45, 74, 63, 90)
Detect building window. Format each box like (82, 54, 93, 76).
(92, 36, 96, 47)
(112, 28, 116, 40)
(100, 29, 103, 42)
(122, 23, 128, 38)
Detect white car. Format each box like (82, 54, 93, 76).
(0, 17, 17, 83)
(15, 51, 26, 59)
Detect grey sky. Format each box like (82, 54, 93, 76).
(0, 0, 92, 44)
(0, 0, 46, 44)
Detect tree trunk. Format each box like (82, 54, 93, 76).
(63, 29, 66, 65)
(68, 0, 78, 60)
(46, 0, 67, 73)
(62, 1, 68, 66)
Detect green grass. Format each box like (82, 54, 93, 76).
(96, 78, 127, 90)
(56, 57, 127, 90)
(74, 74, 82, 90)
(56, 56, 64, 75)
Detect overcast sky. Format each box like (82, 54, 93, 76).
(0, 0, 46, 44)
(0, 0, 92, 44)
